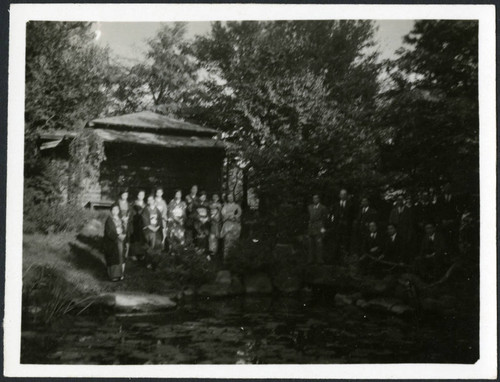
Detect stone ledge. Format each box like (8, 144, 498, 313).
(95, 292, 177, 312)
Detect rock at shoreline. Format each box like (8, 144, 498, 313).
(198, 271, 244, 297)
(335, 293, 354, 305)
(335, 292, 363, 306)
(245, 273, 273, 294)
(96, 292, 177, 312)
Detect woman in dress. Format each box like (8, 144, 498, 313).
(221, 193, 242, 260)
(167, 189, 187, 254)
(185, 185, 199, 244)
(194, 191, 211, 252)
(130, 189, 146, 261)
(103, 204, 127, 281)
(142, 194, 164, 270)
(154, 187, 168, 249)
(208, 193, 223, 257)
(117, 190, 133, 259)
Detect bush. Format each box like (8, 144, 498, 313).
(22, 265, 93, 325)
(163, 245, 217, 288)
(23, 198, 96, 234)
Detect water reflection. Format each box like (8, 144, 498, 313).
(21, 295, 477, 364)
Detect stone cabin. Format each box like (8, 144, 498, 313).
(38, 111, 227, 208)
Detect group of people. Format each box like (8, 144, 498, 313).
(307, 182, 474, 280)
(103, 185, 242, 282)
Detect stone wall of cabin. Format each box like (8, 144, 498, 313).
(45, 157, 70, 205)
(99, 142, 224, 201)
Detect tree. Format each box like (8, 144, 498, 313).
(25, 21, 113, 133)
(381, 20, 479, 192)
(24, 21, 113, 204)
(192, 21, 383, 218)
(113, 23, 202, 117)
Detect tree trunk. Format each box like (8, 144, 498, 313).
(241, 166, 249, 210)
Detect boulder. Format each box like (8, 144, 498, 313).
(96, 292, 177, 312)
(367, 297, 404, 313)
(357, 276, 397, 297)
(334, 293, 353, 305)
(356, 299, 369, 308)
(197, 273, 244, 298)
(245, 273, 273, 294)
(390, 304, 413, 315)
(79, 219, 104, 239)
(215, 270, 232, 285)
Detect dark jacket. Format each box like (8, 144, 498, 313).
(419, 232, 447, 258)
(414, 202, 437, 227)
(362, 231, 384, 257)
(355, 206, 379, 234)
(383, 233, 406, 263)
(131, 202, 145, 243)
(103, 215, 124, 266)
(437, 194, 459, 222)
(389, 206, 414, 239)
(331, 200, 354, 229)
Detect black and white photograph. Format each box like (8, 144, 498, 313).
(4, 3, 497, 379)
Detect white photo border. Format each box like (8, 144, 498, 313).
(5, 3, 497, 379)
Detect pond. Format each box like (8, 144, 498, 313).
(21, 294, 478, 364)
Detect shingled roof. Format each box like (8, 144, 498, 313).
(93, 129, 226, 150)
(87, 111, 217, 137)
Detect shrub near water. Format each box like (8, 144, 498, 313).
(165, 246, 217, 289)
(22, 265, 95, 325)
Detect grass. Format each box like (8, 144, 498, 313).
(23, 230, 218, 301)
(23, 232, 103, 295)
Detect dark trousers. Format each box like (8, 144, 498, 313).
(308, 234, 324, 264)
(144, 230, 163, 266)
(332, 222, 351, 261)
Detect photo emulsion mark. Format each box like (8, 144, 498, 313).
(21, 19, 479, 365)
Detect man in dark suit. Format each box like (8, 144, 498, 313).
(363, 221, 384, 256)
(414, 191, 437, 231)
(437, 182, 460, 253)
(389, 195, 415, 254)
(307, 194, 329, 264)
(352, 197, 379, 255)
(330, 188, 354, 261)
(358, 221, 384, 273)
(416, 223, 448, 280)
(382, 223, 406, 264)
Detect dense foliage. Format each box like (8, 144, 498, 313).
(191, 21, 384, 209)
(380, 21, 479, 192)
(24, 22, 113, 219)
(25, 22, 113, 133)
(23, 20, 479, 235)
(111, 23, 203, 116)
